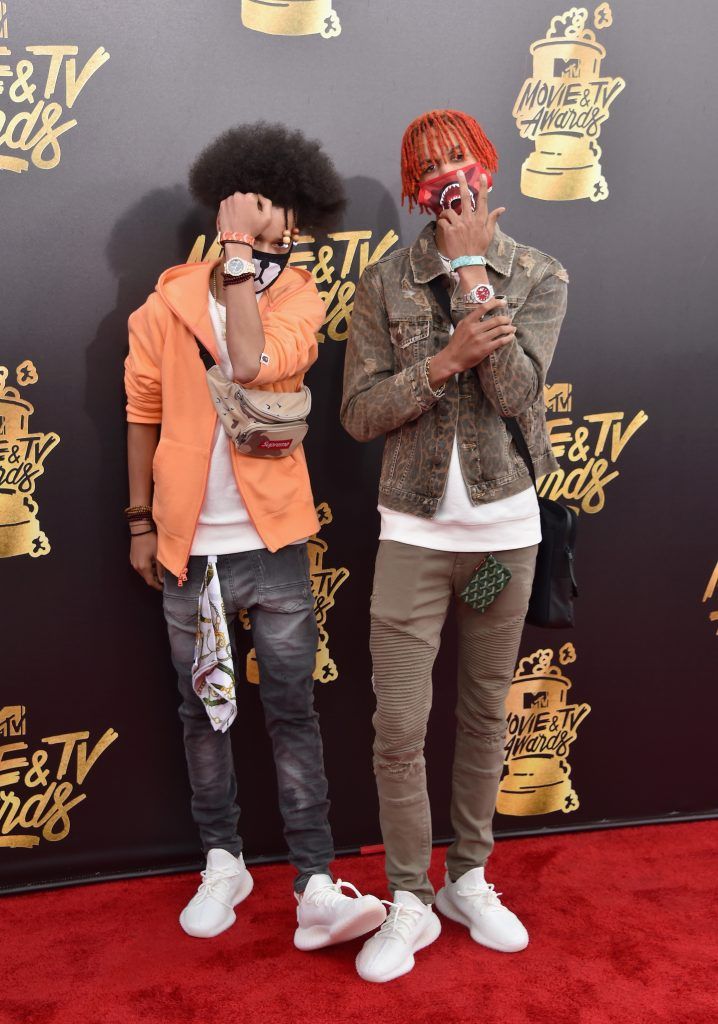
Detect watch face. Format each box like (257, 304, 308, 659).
(475, 285, 492, 303)
(226, 258, 244, 274)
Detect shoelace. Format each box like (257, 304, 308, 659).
(376, 899, 425, 943)
(455, 882, 504, 915)
(302, 878, 363, 908)
(192, 865, 242, 909)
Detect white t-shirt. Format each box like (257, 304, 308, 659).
(379, 260, 540, 553)
(378, 445, 540, 552)
(190, 292, 266, 555)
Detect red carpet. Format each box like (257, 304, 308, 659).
(3, 821, 717, 1024)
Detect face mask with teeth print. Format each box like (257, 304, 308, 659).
(416, 162, 493, 217)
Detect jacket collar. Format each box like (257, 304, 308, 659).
(409, 221, 516, 283)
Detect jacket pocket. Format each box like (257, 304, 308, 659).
(389, 317, 432, 369)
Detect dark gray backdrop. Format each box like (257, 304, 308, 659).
(1, 0, 716, 891)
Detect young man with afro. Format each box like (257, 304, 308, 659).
(342, 109, 568, 982)
(125, 123, 386, 946)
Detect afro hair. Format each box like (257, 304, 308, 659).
(189, 121, 346, 231)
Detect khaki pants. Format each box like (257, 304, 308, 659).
(370, 540, 538, 904)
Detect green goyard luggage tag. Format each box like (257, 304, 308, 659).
(460, 554, 512, 613)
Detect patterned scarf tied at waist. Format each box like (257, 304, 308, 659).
(192, 555, 237, 733)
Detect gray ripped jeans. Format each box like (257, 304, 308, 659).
(163, 544, 334, 892)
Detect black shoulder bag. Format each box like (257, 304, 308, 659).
(427, 275, 578, 628)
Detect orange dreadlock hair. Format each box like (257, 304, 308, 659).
(401, 109, 499, 211)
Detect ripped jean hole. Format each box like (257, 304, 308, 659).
(374, 757, 423, 779)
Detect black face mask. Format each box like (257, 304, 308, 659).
(252, 248, 291, 293)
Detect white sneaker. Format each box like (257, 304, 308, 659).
(294, 874, 387, 951)
(434, 866, 528, 952)
(355, 891, 442, 983)
(179, 848, 254, 938)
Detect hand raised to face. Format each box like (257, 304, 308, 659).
(436, 171, 506, 261)
(217, 192, 274, 241)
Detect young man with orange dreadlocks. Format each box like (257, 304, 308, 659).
(342, 110, 568, 983)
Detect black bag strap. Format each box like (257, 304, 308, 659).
(427, 274, 453, 325)
(504, 416, 537, 488)
(427, 277, 537, 489)
(195, 335, 215, 370)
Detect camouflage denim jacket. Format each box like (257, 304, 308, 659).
(340, 221, 568, 517)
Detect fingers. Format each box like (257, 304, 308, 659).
(134, 562, 162, 591)
(487, 333, 514, 355)
(130, 555, 163, 591)
(457, 169, 474, 217)
(488, 206, 506, 229)
(477, 173, 489, 221)
(465, 297, 508, 321)
(437, 208, 459, 228)
(487, 323, 516, 342)
(482, 296, 508, 315)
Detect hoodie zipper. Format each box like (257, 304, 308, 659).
(176, 421, 216, 588)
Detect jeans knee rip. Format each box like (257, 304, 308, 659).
(374, 750, 424, 778)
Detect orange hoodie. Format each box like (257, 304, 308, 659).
(125, 259, 324, 579)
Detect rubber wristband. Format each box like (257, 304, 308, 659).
(220, 231, 255, 246)
(450, 254, 487, 271)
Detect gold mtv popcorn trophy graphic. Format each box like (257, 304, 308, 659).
(0, 363, 59, 558)
(0, 705, 26, 738)
(242, 502, 349, 684)
(0, 5, 110, 175)
(513, 4, 625, 201)
(498, 644, 591, 815)
(539, 380, 648, 515)
(0, 707, 119, 848)
(242, 0, 341, 39)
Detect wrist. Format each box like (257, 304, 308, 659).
(449, 254, 487, 271)
(457, 265, 490, 294)
(427, 350, 456, 388)
(219, 231, 255, 248)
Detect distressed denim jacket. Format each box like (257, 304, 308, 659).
(341, 222, 568, 516)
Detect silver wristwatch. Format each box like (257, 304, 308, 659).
(462, 282, 495, 304)
(223, 256, 256, 277)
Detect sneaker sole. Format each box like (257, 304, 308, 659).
(294, 899, 388, 951)
(434, 888, 528, 952)
(179, 870, 254, 939)
(355, 911, 442, 983)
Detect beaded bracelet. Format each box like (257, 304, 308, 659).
(124, 504, 152, 521)
(223, 273, 254, 286)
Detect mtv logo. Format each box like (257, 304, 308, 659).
(554, 57, 581, 79)
(0, 705, 26, 738)
(523, 691, 549, 710)
(544, 383, 573, 413)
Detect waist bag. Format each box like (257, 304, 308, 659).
(196, 337, 311, 458)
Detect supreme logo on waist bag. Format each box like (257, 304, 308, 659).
(258, 439, 292, 450)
